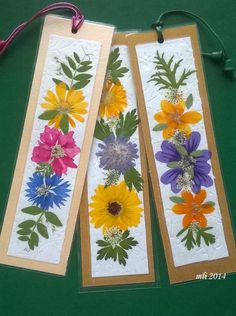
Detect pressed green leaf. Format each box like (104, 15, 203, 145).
(116, 109, 139, 138)
(182, 229, 196, 250)
(18, 236, 29, 241)
(45, 212, 62, 227)
(21, 206, 43, 215)
(17, 228, 31, 235)
(150, 51, 195, 90)
(186, 93, 193, 109)
(122, 230, 130, 239)
(73, 52, 80, 63)
(124, 168, 144, 192)
(191, 150, 204, 157)
(18, 220, 35, 229)
(61, 63, 73, 79)
(38, 110, 58, 120)
(80, 61, 92, 66)
(31, 232, 39, 247)
(197, 228, 216, 247)
(96, 240, 110, 247)
(52, 79, 69, 90)
(104, 247, 114, 260)
(52, 78, 63, 85)
(175, 144, 188, 156)
(72, 80, 90, 90)
(120, 237, 138, 250)
(74, 73, 92, 81)
(204, 201, 215, 207)
(167, 161, 180, 168)
(77, 65, 92, 72)
(169, 196, 185, 204)
(116, 246, 128, 266)
(68, 57, 76, 70)
(201, 226, 214, 231)
(28, 238, 35, 250)
(37, 223, 49, 239)
(153, 123, 168, 131)
(97, 246, 112, 260)
(108, 48, 129, 83)
(94, 118, 112, 141)
(60, 115, 69, 134)
(176, 227, 188, 237)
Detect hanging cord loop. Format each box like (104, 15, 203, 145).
(152, 10, 235, 81)
(0, 2, 84, 56)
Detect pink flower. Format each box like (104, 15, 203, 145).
(32, 126, 80, 175)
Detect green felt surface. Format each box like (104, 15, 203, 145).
(0, 0, 235, 315)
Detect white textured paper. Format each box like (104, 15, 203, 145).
(7, 35, 101, 264)
(88, 45, 150, 277)
(136, 37, 228, 267)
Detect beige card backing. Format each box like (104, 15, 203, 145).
(127, 25, 236, 283)
(0, 15, 114, 275)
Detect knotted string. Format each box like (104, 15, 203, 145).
(152, 10, 235, 81)
(0, 2, 84, 56)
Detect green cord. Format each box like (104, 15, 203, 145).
(152, 10, 235, 81)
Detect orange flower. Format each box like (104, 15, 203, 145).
(99, 80, 127, 118)
(172, 190, 214, 228)
(154, 99, 202, 139)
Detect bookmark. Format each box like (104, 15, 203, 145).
(127, 24, 236, 283)
(0, 13, 114, 275)
(79, 34, 155, 287)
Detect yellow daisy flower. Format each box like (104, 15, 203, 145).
(89, 181, 143, 231)
(41, 82, 88, 128)
(99, 80, 127, 118)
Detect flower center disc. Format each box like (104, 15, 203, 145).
(102, 91, 115, 106)
(191, 204, 200, 214)
(108, 202, 122, 216)
(58, 101, 70, 114)
(171, 111, 181, 122)
(51, 144, 65, 158)
(36, 185, 51, 196)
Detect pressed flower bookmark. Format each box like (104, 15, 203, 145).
(127, 24, 236, 283)
(0, 14, 114, 274)
(79, 34, 155, 287)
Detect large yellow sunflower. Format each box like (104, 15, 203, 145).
(89, 181, 143, 231)
(98, 80, 127, 118)
(41, 82, 88, 128)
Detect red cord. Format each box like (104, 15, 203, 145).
(0, 2, 84, 55)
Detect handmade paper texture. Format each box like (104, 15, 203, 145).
(135, 36, 228, 267)
(7, 35, 101, 264)
(0, 15, 114, 275)
(80, 39, 154, 286)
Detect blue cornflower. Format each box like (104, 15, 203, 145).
(26, 173, 70, 210)
(96, 134, 139, 175)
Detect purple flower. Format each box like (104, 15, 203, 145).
(155, 131, 213, 193)
(96, 135, 138, 174)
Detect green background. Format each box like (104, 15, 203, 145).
(0, 0, 235, 315)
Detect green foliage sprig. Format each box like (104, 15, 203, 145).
(17, 206, 62, 250)
(150, 51, 195, 90)
(96, 230, 138, 266)
(107, 48, 129, 83)
(53, 52, 92, 90)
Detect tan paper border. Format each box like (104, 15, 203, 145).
(79, 33, 155, 287)
(127, 25, 236, 283)
(0, 15, 114, 275)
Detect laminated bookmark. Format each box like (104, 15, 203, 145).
(127, 24, 236, 283)
(79, 34, 155, 287)
(0, 13, 114, 275)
